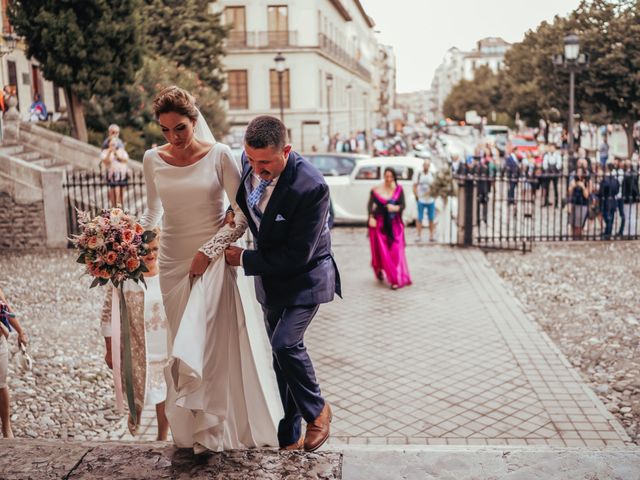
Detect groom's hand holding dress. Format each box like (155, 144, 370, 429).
(224, 246, 243, 266)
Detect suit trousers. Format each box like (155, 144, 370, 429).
(262, 304, 325, 446)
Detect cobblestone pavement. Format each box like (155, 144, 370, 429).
(311, 228, 630, 448)
(0, 230, 634, 451)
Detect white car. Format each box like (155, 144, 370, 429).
(326, 156, 427, 224)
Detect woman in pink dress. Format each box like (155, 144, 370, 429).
(367, 167, 412, 290)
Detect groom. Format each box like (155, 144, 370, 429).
(225, 115, 341, 452)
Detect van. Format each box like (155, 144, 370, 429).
(483, 125, 510, 155)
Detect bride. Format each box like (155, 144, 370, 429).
(140, 86, 281, 452)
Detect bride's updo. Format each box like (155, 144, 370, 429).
(153, 86, 199, 122)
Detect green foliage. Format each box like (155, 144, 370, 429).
(443, 66, 502, 121)
(86, 56, 228, 159)
(430, 166, 457, 199)
(9, 0, 144, 101)
(143, 0, 228, 92)
(443, 0, 640, 147)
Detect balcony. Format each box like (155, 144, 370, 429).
(225, 30, 299, 49)
(318, 33, 372, 82)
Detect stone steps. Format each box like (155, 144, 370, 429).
(0, 142, 75, 171)
(1, 440, 639, 479)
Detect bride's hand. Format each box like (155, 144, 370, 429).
(189, 251, 211, 278)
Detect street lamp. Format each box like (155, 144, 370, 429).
(363, 91, 369, 151)
(552, 33, 588, 157)
(326, 73, 333, 144)
(273, 52, 286, 122)
(346, 83, 352, 136)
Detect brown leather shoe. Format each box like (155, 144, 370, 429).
(280, 435, 304, 451)
(304, 402, 332, 452)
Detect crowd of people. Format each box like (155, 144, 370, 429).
(454, 140, 640, 240)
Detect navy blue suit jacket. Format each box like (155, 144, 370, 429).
(237, 151, 341, 307)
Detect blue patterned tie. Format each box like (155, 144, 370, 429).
(248, 178, 271, 215)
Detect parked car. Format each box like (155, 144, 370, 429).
(482, 124, 510, 155)
(326, 156, 425, 224)
(508, 135, 540, 159)
(303, 152, 370, 177)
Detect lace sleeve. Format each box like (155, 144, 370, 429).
(198, 144, 248, 261)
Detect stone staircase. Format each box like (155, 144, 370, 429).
(0, 142, 73, 171)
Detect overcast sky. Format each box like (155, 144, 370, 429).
(362, 0, 582, 93)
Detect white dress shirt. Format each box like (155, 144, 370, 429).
(241, 173, 280, 266)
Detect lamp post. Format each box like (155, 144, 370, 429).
(363, 91, 368, 151)
(273, 52, 286, 122)
(552, 33, 588, 158)
(346, 83, 352, 136)
(326, 73, 333, 144)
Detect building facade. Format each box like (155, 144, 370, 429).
(215, 0, 378, 151)
(0, 4, 66, 123)
(430, 37, 510, 120)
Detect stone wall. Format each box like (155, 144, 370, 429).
(0, 191, 47, 249)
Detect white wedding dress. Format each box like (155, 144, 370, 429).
(140, 142, 281, 451)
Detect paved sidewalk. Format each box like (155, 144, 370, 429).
(313, 228, 630, 447)
(117, 227, 630, 449)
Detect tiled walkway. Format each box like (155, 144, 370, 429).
(116, 228, 630, 448)
(315, 228, 629, 447)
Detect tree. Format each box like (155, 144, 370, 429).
(9, 1, 144, 142)
(568, 0, 640, 156)
(499, 0, 640, 155)
(143, 0, 227, 92)
(442, 66, 502, 121)
(85, 56, 228, 160)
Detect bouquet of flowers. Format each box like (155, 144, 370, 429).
(72, 208, 155, 289)
(71, 207, 155, 424)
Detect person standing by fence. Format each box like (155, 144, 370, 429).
(542, 144, 562, 207)
(100, 137, 130, 208)
(599, 163, 620, 240)
(412, 159, 436, 242)
(568, 167, 590, 239)
(504, 149, 519, 206)
(621, 160, 639, 238)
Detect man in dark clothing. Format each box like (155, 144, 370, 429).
(599, 163, 620, 240)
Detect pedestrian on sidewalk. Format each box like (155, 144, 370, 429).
(100, 228, 169, 439)
(367, 167, 412, 290)
(412, 159, 436, 242)
(0, 287, 29, 439)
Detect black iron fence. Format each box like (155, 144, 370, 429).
(62, 167, 147, 241)
(453, 169, 640, 250)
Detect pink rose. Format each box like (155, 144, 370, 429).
(126, 258, 140, 272)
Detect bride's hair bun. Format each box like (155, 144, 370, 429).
(153, 86, 199, 122)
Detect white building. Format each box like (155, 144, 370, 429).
(215, 0, 379, 151)
(0, 6, 66, 122)
(376, 44, 396, 133)
(430, 37, 511, 120)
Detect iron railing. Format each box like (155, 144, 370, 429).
(63, 167, 147, 242)
(452, 169, 640, 250)
(225, 30, 298, 49)
(318, 33, 372, 82)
